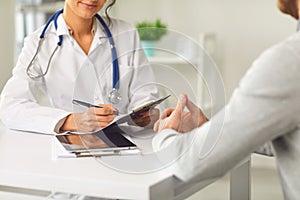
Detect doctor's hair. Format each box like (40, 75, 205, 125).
(105, 0, 116, 26)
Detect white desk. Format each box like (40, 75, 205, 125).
(0, 123, 210, 200)
(0, 123, 250, 200)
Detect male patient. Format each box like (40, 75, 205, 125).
(153, 0, 300, 199)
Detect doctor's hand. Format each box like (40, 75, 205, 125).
(153, 94, 208, 133)
(60, 104, 117, 132)
(128, 108, 160, 128)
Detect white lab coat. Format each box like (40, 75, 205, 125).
(0, 15, 158, 134)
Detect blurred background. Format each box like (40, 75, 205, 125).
(0, 0, 296, 199)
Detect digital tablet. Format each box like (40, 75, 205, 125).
(56, 124, 138, 157)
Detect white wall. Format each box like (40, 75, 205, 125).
(113, 0, 296, 99)
(0, 0, 296, 98)
(0, 1, 15, 92)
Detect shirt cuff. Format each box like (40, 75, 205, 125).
(152, 129, 180, 152)
(54, 115, 69, 133)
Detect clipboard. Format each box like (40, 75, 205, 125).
(114, 94, 171, 125)
(53, 95, 170, 158)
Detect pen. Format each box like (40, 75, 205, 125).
(72, 99, 102, 108)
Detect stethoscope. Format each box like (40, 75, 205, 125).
(26, 9, 122, 104)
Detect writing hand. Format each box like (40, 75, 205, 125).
(60, 104, 117, 132)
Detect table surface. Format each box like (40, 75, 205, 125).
(0, 123, 217, 200)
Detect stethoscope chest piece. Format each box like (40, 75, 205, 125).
(108, 89, 122, 104)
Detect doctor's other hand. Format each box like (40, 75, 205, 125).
(153, 94, 208, 133)
(128, 108, 160, 128)
(60, 104, 117, 132)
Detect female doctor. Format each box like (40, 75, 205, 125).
(0, 0, 159, 134)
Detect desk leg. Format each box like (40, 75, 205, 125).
(149, 177, 174, 200)
(230, 159, 251, 200)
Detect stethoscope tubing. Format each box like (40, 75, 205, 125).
(27, 9, 120, 91)
(26, 38, 60, 79)
(40, 9, 63, 45)
(95, 14, 120, 90)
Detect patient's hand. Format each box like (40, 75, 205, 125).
(153, 94, 208, 133)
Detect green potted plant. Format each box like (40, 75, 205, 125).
(136, 19, 168, 57)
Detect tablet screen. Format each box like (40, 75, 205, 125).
(56, 124, 136, 152)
